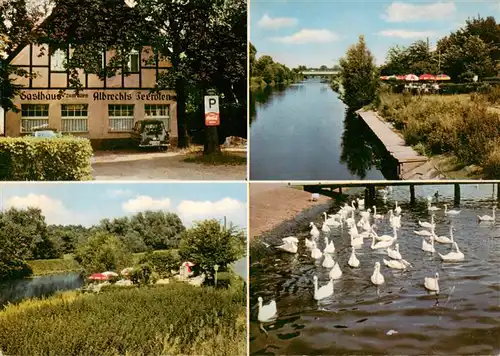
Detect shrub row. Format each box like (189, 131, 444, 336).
(0, 137, 93, 180)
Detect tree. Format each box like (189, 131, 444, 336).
(128, 211, 185, 250)
(178, 219, 244, 277)
(338, 35, 380, 110)
(319, 65, 328, 71)
(74, 232, 132, 275)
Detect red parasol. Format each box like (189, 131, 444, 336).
(182, 262, 195, 273)
(380, 76, 389, 80)
(396, 75, 406, 80)
(88, 273, 109, 281)
(419, 73, 436, 80)
(435, 74, 451, 81)
(405, 74, 419, 81)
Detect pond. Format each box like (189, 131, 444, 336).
(250, 79, 394, 180)
(0, 272, 84, 307)
(250, 183, 500, 355)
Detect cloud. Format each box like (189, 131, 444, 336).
(176, 197, 246, 227)
(122, 196, 172, 213)
(107, 189, 133, 198)
(382, 1, 456, 22)
(5, 194, 94, 226)
(378, 29, 436, 39)
(257, 13, 297, 29)
(270, 29, 339, 44)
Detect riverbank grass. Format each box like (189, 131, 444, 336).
(28, 256, 82, 275)
(183, 151, 246, 166)
(0, 282, 245, 356)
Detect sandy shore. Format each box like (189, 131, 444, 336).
(249, 183, 330, 240)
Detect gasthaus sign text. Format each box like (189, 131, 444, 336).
(204, 95, 220, 126)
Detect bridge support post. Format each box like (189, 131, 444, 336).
(410, 185, 415, 205)
(454, 184, 461, 205)
(339, 187, 342, 195)
(497, 183, 500, 202)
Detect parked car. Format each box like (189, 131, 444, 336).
(31, 129, 62, 138)
(131, 119, 169, 149)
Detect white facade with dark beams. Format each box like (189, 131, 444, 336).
(6, 43, 178, 145)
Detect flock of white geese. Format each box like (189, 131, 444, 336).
(257, 188, 497, 324)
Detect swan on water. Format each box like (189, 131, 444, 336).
(422, 235, 436, 253)
(373, 206, 384, 220)
(313, 275, 334, 300)
(433, 225, 454, 244)
(310, 222, 320, 239)
(424, 272, 439, 293)
(357, 198, 365, 210)
(322, 253, 335, 268)
(282, 236, 299, 245)
(414, 229, 434, 237)
(383, 258, 411, 270)
(371, 262, 385, 285)
(346, 210, 356, 225)
(371, 233, 395, 249)
(324, 213, 342, 227)
(277, 241, 298, 254)
(258, 297, 277, 323)
(438, 241, 465, 261)
(419, 214, 436, 229)
(323, 239, 335, 254)
(478, 206, 496, 222)
(360, 209, 371, 220)
(329, 260, 343, 279)
(428, 202, 441, 211)
(394, 201, 402, 215)
(351, 232, 364, 248)
(444, 204, 461, 215)
(387, 243, 402, 260)
(322, 222, 331, 233)
(348, 247, 360, 268)
(371, 225, 395, 242)
(311, 244, 323, 259)
(305, 237, 315, 249)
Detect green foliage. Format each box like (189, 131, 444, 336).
(74, 232, 132, 275)
(0, 137, 93, 181)
(129, 263, 155, 285)
(28, 257, 82, 276)
(0, 283, 246, 356)
(138, 250, 181, 278)
(339, 35, 380, 110)
(179, 220, 245, 277)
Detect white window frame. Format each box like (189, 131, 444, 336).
(61, 104, 89, 133)
(145, 104, 170, 131)
(108, 104, 134, 132)
(51, 48, 67, 71)
(127, 49, 140, 73)
(20, 104, 50, 133)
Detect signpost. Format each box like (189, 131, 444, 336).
(204, 95, 220, 127)
(214, 264, 219, 287)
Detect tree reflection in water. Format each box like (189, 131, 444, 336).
(340, 110, 398, 179)
(250, 83, 303, 124)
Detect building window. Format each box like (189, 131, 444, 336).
(21, 104, 49, 133)
(145, 104, 170, 131)
(127, 50, 140, 72)
(51, 48, 67, 71)
(108, 104, 134, 131)
(61, 104, 88, 132)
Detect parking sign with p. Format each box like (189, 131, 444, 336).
(204, 95, 220, 126)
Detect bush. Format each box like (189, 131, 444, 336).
(138, 250, 181, 278)
(0, 283, 245, 356)
(129, 263, 155, 285)
(439, 82, 482, 94)
(179, 220, 245, 278)
(74, 232, 133, 275)
(0, 137, 93, 181)
(486, 86, 500, 105)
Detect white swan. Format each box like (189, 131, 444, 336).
(322, 222, 331, 233)
(394, 201, 402, 215)
(324, 213, 342, 227)
(311, 245, 323, 259)
(305, 237, 315, 249)
(323, 212, 337, 226)
(348, 247, 360, 268)
(389, 210, 401, 228)
(329, 260, 343, 279)
(322, 253, 335, 268)
(428, 202, 440, 211)
(422, 236, 435, 253)
(371, 233, 395, 249)
(345, 210, 356, 225)
(277, 241, 298, 254)
(310, 222, 320, 238)
(373, 206, 384, 220)
(313, 276, 334, 300)
(414, 228, 434, 237)
(360, 209, 371, 220)
(387, 243, 402, 260)
(282, 236, 299, 244)
(383, 258, 411, 270)
(438, 241, 465, 261)
(433, 225, 454, 244)
(424, 272, 439, 292)
(419, 214, 435, 229)
(351, 233, 364, 248)
(258, 297, 277, 323)
(323, 240, 335, 254)
(444, 204, 460, 215)
(478, 207, 496, 222)
(370, 262, 385, 285)
(357, 198, 365, 210)
(371, 226, 395, 242)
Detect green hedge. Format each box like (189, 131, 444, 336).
(0, 137, 93, 180)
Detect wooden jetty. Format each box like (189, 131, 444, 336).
(356, 110, 430, 179)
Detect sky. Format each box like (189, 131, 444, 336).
(250, 0, 500, 68)
(0, 183, 247, 228)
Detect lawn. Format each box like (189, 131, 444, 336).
(0, 282, 246, 356)
(183, 151, 247, 166)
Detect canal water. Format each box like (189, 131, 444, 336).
(250, 184, 500, 355)
(250, 79, 389, 181)
(0, 272, 84, 307)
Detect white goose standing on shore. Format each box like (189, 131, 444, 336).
(478, 206, 496, 222)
